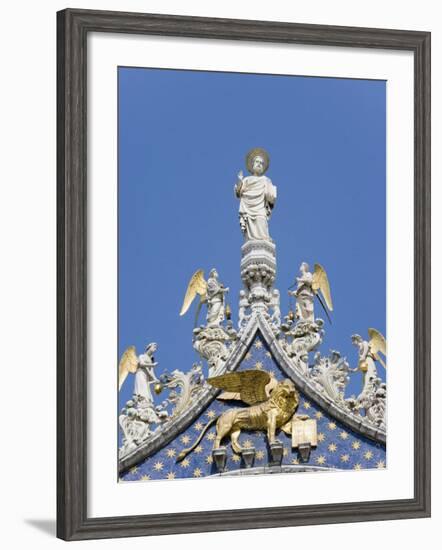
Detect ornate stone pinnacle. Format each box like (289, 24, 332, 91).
(240, 239, 276, 313)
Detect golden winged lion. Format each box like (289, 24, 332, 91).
(176, 370, 303, 461)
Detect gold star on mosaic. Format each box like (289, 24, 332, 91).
(291, 458, 300, 465)
(328, 422, 337, 430)
(140, 474, 150, 481)
(354, 463, 362, 470)
(364, 450, 373, 460)
(181, 435, 191, 445)
(317, 432, 325, 442)
(377, 460, 386, 469)
(206, 410, 216, 419)
(265, 351, 272, 358)
(254, 361, 264, 370)
(315, 411, 323, 419)
(231, 454, 241, 463)
(254, 340, 263, 349)
(339, 431, 349, 440)
(130, 466, 138, 474)
(256, 450, 265, 460)
(340, 454, 350, 463)
(195, 422, 204, 431)
(166, 448, 176, 458)
(193, 468, 202, 477)
(283, 447, 289, 457)
(316, 455, 326, 465)
(166, 472, 176, 480)
(328, 443, 337, 453)
(245, 352, 252, 360)
(205, 455, 213, 464)
(243, 439, 253, 449)
(180, 458, 190, 468)
(153, 461, 164, 471)
(303, 400, 311, 409)
(352, 441, 361, 450)
(195, 445, 203, 454)
(207, 432, 215, 441)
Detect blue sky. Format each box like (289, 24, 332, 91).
(118, 67, 386, 410)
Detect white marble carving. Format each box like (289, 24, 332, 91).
(235, 148, 277, 242)
(206, 269, 229, 327)
(289, 262, 315, 323)
(240, 239, 276, 314)
(351, 334, 381, 404)
(310, 350, 351, 403)
(133, 343, 159, 408)
(193, 325, 237, 376)
(281, 319, 325, 373)
(268, 289, 281, 329)
(119, 395, 168, 457)
(238, 290, 251, 329)
(160, 363, 206, 417)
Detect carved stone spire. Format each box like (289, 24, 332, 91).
(240, 239, 276, 314)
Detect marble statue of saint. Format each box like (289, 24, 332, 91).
(206, 269, 229, 326)
(235, 148, 277, 241)
(133, 342, 159, 407)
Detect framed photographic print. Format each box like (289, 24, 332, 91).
(57, 8, 431, 541)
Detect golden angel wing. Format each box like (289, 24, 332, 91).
(179, 269, 207, 316)
(368, 328, 387, 368)
(208, 370, 271, 405)
(118, 346, 138, 390)
(312, 263, 333, 311)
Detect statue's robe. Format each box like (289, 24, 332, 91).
(238, 175, 276, 241)
(206, 277, 224, 326)
(357, 341, 378, 398)
(134, 353, 158, 406)
(294, 280, 315, 323)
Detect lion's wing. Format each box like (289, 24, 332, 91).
(208, 370, 271, 405)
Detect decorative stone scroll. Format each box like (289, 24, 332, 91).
(193, 324, 237, 376)
(280, 319, 325, 374)
(310, 350, 351, 404)
(118, 364, 206, 460)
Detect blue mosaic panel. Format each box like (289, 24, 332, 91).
(120, 332, 386, 482)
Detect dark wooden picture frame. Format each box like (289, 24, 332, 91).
(57, 8, 431, 541)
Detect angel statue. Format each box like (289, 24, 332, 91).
(289, 262, 333, 324)
(180, 268, 229, 327)
(235, 148, 277, 241)
(176, 370, 308, 461)
(351, 329, 387, 401)
(118, 342, 159, 408)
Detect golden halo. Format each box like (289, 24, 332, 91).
(246, 147, 270, 174)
